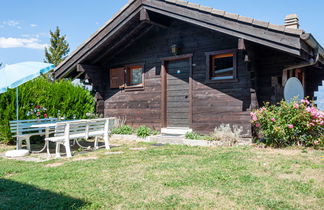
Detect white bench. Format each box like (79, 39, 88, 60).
(9, 118, 57, 151)
(45, 118, 116, 158)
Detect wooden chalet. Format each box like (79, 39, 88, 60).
(54, 0, 324, 135)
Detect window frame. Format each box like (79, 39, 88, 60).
(109, 63, 145, 91)
(205, 49, 238, 83)
(126, 65, 144, 87)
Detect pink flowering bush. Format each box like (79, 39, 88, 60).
(251, 99, 323, 147)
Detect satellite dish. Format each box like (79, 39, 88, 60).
(284, 77, 304, 102)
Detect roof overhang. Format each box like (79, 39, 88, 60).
(54, 0, 324, 79)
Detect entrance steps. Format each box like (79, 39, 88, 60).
(160, 127, 192, 137)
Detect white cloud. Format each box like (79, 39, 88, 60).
(0, 37, 47, 50)
(30, 24, 38, 27)
(3, 20, 20, 27)
(21, 32, 47, 39)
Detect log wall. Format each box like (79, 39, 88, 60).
(98, 20, 252, 134)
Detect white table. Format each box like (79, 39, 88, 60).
(30, 120, 89, 155)
(31, 122, 57, 155)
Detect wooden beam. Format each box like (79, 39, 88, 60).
(77, 64, 105, 100)
(73, 71, 84, 79)
(238, 38, 246, 50)
(92, 22, 148, 64)
(143, 20, 169, 29)
(106, 25, 154, 62)
(54, 0, 143, 79)
(140, 8, 169, 28)
(142, 2, 301, 55)
(140, 8, 150, 21)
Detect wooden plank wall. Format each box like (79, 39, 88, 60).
(250, 44, 306, 105)
(97, 20, 252, 134)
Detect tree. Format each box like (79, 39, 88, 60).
(44, 26, 70, 66)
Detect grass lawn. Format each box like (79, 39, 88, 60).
(0, 140, 323, 210)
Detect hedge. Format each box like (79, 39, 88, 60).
(0, 77, 95, 144)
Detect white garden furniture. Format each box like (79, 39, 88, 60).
(9, 118, 57, 151)
(45, 118, 116, 158)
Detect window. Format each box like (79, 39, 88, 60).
(126, 66, 143, 87)
(109, 65, 144, 90)
(206, 50, 237, 82)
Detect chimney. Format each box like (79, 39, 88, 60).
(285, 14, 299, 29)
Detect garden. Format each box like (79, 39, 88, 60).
(0, 76, 323, 209)
(0, 140, 323, 209)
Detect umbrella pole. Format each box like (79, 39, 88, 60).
(16, 87, 19, 150)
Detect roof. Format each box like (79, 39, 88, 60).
(165, 0, 304, 35)
(55, 0, 324, 79)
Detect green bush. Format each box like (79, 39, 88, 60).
(136, 126, 151, 138)
(251, 99, 324, 148)
(111, 125, 133, 135)
(185, 132, 213, 141)
(151, 130, 160, 136)
(0, 77, 95, 144)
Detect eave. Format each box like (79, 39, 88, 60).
(54, 0, 323, 79)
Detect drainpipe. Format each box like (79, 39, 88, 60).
(283, 50, 319, 72)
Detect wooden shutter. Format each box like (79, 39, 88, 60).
(110, 68, 125, 89)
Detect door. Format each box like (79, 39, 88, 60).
(166, 59, 190, 127)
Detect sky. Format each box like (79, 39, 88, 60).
(1, 0, 324, 66)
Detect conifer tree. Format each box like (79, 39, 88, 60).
(44, 26, 70, 66)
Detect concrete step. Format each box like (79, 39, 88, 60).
(161, 127, 192, 136)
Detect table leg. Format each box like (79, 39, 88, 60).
(45, 127, 50, 156)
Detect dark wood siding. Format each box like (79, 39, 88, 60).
(98, 20, 252, 134)
(166, 59, 190, 127)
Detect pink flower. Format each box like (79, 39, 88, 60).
(314, 141, 320, 145)
(255, 123, 261, 128)
(271, 118, 276, 122)
(36, 112, 41, 116)
(250, 112, 258, 122)
(301, 99, 310, 105)
(287, 124, 294, 129)
(293, 103, 299, 109)
(260, 107, 266, 113)
(44, 113, 48, 118)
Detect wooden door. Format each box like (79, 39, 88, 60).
(166, 59, 190, 127)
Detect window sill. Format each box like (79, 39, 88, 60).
(205, 78, 239, 84)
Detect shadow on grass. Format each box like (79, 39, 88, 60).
(0, 179, 88, 210)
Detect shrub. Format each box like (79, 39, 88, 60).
(0, 77, 95, 144)
(136, 126, 151, 138)
(111, 125, 133, 135)
(251, 99, 324, 147)
(185, 132, 213, 141)
(151, 130, 160, 136)
(0, 119, 11, 144)
(211, 124, 243, 146)
(185, 132, 204, 140)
